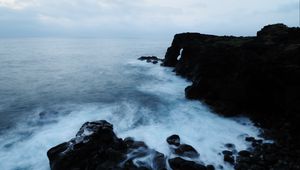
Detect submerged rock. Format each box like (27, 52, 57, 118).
(224, 143, 235, 150)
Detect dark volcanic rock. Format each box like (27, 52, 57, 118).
(47, 120, 127, 170)
(168, 157, 207, 170)
(162, 23, 300, 169)
(224, 154, 235, 165)
(153, 151, 167, 170)
(235, 137, 300, 170)
(224, 143, 235, 150)
(138, 56, 163, 64)
(175, 144, 200, 158)
(245, 137, 255, 142)
(206, 164, 215, 170)
(238, 150, 251, 157)
(163, 23, 300, 123)
(124, 137, 148, 149)
(48, 120, 217, 170)
(47, 120, 168, 170)
(222, 150, 233, 156)
(222, 150, 235, 165)
(166, 134, 180, 146)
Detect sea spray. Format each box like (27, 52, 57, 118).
(0, 60, 262, 170)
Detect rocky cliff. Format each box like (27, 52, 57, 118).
(163, 23, 300, 169)
(163, 23, 300, 130)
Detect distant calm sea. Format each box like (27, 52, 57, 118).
(0, 38, 261, 170)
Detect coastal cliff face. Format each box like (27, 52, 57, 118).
(163, 23, 300, 169)
(163, 24, 300, 130)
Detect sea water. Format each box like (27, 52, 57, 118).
(0, 38, 261, 170)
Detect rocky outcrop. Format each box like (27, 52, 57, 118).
(138, 56, 164, 64)
(47, 121, 212, 170)
(47, 120, 128, 170)
(162, 23, 300, 169)
(168, 157, 207, 170)
(163, 24, 300, 120)
(234, 136, 300, 170)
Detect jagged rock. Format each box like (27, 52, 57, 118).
(47, 120, 168, 170)
(47, 120, 219, 170)
(138, 56, 163, 64)
(224, 155, 235, 165)
(123, 159, 150, 170)
(206, 164, 215, 170)
(222, 150, 233, 156)
(175, 144, 199, 158)
(124, 137, 148, 149)
(238, 150, 251, 157)
(162, 23, 300, 170)
(168, 157, 207, 170)
(163, 23, 300, 124)
(153, 151, 167, 170)
(47, 120, 127, 170)
(245, 137, 255, 142)
(166, 134, 180, 146)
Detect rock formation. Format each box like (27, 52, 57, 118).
(162, 23, 300, 169)
(47, 23, 300, 170)
(47, 120, 211, 170)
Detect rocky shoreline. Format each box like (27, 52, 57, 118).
(47, 24, 300, 170)
(47, 120, 216, 170)
(161, 24, 300, 169)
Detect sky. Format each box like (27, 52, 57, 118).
(0, 0, 299, 38)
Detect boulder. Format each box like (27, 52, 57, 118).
(224, 155, 235, 165)
(47, 120, 127, 170)
(47, 120, 167, 170)
(175, 144, 200, 158)
(166, 134, 180, 146)
(168, 157, 207, 170)
(138, 56, 163, 64)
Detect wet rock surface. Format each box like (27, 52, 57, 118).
(168, 157, 207, 170)
(174, 144, 200, 158)
(138, 56, 164, 64)
(47, 121, 213, 170)
(162, 23, 300, 169)
(234, 136, 300, 170)
(47, 120, 128, 170)
(166, 134, 180, 146)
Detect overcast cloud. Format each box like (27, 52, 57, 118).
(0, 0, 299, 38)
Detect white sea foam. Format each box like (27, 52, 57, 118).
(0, 60, 262, 170)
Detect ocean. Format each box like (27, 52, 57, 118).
(0, 38, 261, 170)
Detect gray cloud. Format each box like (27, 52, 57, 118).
(0, 0, 298, 38)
